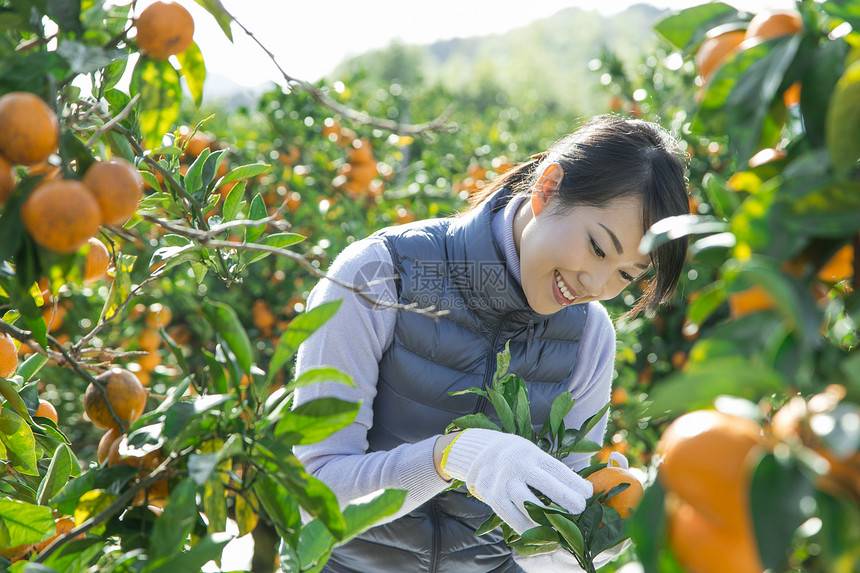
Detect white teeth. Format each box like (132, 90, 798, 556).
(555, 271, 577, 302)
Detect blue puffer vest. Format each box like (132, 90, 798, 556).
(323, 188, 589, 573)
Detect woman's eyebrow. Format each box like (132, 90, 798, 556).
(598, 223, 623, 254)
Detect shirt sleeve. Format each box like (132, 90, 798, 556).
(292, 237, 451, 523)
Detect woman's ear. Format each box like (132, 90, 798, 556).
(531, 162, 564, 216)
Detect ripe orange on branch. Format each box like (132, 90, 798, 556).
(20, 179, 102, 254)
(695, 29, 746, 82)
(35, 399, 58, 424)
(83, 237, 111, 283)
(586, 465, 644, 519)
(84, 367, 148, 429)
(744, 8, 803, 42)
(0, 91, 59, 166)
(82, 159, 144, 226)
(0, 332, 18, 378)
(0, 154, 15, 202)
(134, 1, 195, 60)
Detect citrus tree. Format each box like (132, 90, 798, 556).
(0, 1, 452, 571)
(611, 2, 860, 572)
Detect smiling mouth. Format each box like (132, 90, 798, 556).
(554, 270, 579, 304)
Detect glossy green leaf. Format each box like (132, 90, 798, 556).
(0, 377, 30, 420)
(183, 147, 211, 197)
(686, 280, 726, 326)
(486, 388, 516, 434)
(0, 498, 53, 546)
(221, 179, 247, 221)
(268, 300, 342, 384)
(750, 453, 814, 569)
(640, 214, 728, 255)
(176, 41, 206, 107)
(16, 353, 48, 384)
(147, 479, 199, 565)
(202, 299, 253, 374)
(193, 0, 234, 41)
(36, 444, 75, 505)
(448, 413, 501, 432)
(628, 480, 667, 573)
(144, 533, 232, 573)
(284, 367, 354, 394)
(514, 385, 534, 441)
(203, 478, 228, 535)
(646, 356, 785, 416)
(244, 232, 307, 264)
(0, 407, 37, 475)
(800, 40, 848, 147)
(546, 513, 585, 556)
(821, 1, 860, 33)
(274, 397, 359, 445)
(654, 2, 737, 50)
(217, 163, 271, 187)
(130, 58, 182, 149)
(253, 473, 301, 539)
(245, 193, 268, 244)
(827, 59, 860, 178)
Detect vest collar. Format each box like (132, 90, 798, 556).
(448, 187, 548, 326)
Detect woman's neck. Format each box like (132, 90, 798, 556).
(512, 197, 533, 259)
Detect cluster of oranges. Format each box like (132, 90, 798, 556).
(694, 8, 803, 94)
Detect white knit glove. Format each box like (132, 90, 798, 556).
(441, 429, 593, 534)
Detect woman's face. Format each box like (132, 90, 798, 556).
(517, 193, 651, 315)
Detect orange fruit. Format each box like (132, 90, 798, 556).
(0, 91, 59, 166)
(182, 130, 214, 158)
(137, 328, 161, 351)
(134, 1, 195, 60)
(817, 244, 853, 283)
(97, 426, 123, 464)
(0, 332, 18, 378)
(586, 466, 644, 519)
(133, 478, 169, 509)
(667, 497, 763, 573)
(83, 237, 111, 283)
(610, 387, 628, 406)
(0, 153, 15, 202)
(42, 304, 66, 333)
(783, 81, 801, 108)
(20, 179, 102, 254)
(81, 159, 143, 226)
(144, 303, 172, 328)
(728, 285, 775, 319)
(35, 399, 58, 424)
(83, 367, 148, 429)
(657, 410, 765, 528)
(0, 543, 33, 562)
(745, 8, 803, 41)
(695, 30, 746, 81)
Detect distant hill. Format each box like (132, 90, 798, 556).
(331, 3, 668, 116)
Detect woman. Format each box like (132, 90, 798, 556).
(293, 115, 690, 572)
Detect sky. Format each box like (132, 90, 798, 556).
(177, 0, 796, 87)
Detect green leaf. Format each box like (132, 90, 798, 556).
(0, 407, 38, 475)
(296, 488, 406, 569)
(579, 402, 611, 439)
(234, 494, 258, 537)
(827, 59, 860, 179)
(640, 215, 728, 255)
(750, 453, 814, 569)
(193, 0, 234, 40)
(245, 193, 268, 244)
(36, 444, 75, 505)
(653, 2, 738, 50)
(686, 281, 727, 327)
(217, 163, 271, 187)
(0, 377, 31, 420)
(130, 58, 182, 149)
(268, 301, 342, 384)
(514, 385, 534, 441)
(253, 474, 301, 539)
(143, 532, 232, 573)
(221, 179, 247, 221)
(447, 413, 501, 432)
(628, 480, 668, 573)
(486, 388, 516, 434)
(183, 147, 211, 197)
(285, 367, 354, 394)
(255, 439, 345, 538)
(203, 478, 228, 535)
(0, 498, 54, 546)
(16, 353, 48, 384)
(176, 41, 206, 107)
(546, 513, 585, 556)
(799, 39, 847, 148)
(202, 299, 253, 374)
(147, 479, 199, 565)
(274, 398, 359, 445)
(50, 465, 138, 515)
(476, 514, 504, 536)
(702, 172, 741, 220)
(244, 232, 307, 265)
(821, 1, 860, 34)
(646, 356, 785, 416)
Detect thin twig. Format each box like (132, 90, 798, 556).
(85, 94, 140, 148)
(222, 7, 456, 136)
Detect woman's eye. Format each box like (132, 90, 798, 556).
(590, 238, 605, 258)
(620, 271, 634, 282)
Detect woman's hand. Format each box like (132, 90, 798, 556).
(439, 428, 593, 533)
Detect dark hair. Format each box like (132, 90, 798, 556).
(464, 114, 690, 316)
